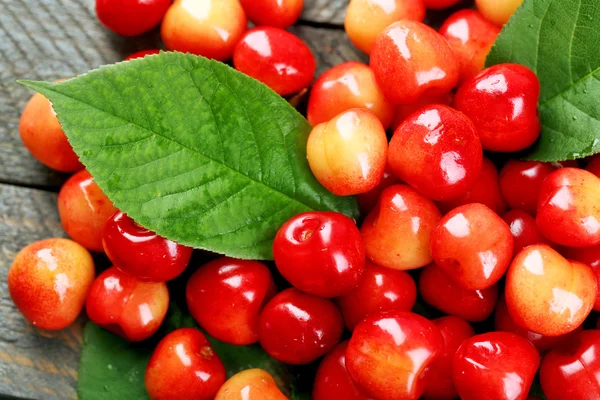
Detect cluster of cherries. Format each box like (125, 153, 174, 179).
(10, 0, 600, 399)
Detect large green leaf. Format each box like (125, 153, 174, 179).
(19, 52, 358, 260)
(486, 0, 600, 161)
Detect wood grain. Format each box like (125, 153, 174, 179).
(302, 0, 348, 25)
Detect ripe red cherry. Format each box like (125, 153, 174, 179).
(561, 244, 600, 310)
(422, 316, 475, 400)
(430, 203, 514, 290)
(503, 209, 549, 256)
(499, 160, 557, 215)
(103, 211, 192, 282)
(419, 263, 499, 322)
(540, 330, 600, 400)
(370, 20, 460, 104)
(215, 369, 287, 400)
(240, 0, 303, 29)
(388, 104, 483, 201)
(586, 155, 600, 177)
(96, 0, 171, 36)
(356, 167, 402, 215)
(423, 0, 461, 9)
(312, 341, 370, 400)
(86, 267, 169, 342)
(145, 328, 226, 400)
(336, 261, 417, 331)
(453, 332, 540, 400)
(307, 62, 395, 129)
(537, 168, 600, 247)
(346, 311, 444, 400)
(258, 288, 343, 364)
(186, 257, 276, 345)
(454, 63, 541, 152)
(124, 49, 161, 61)
(234, 27, 316, 96)
(391, 92, 453, 132)
(273, 212, 365, 298)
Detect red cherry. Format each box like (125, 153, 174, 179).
(390, 92, 453, 132)
(233, 27, 316, 96)
(499, 160, 557, 215)
(103, 211, 192, 282)
(240, 0, 303, 29)
(273, 212, 365, 298)
(586, 155, 600, 177)
(96, 0, 171, 36)
(502, 209, 550, 256)
(124, 49, 161, 61)
(356, 167, 402, 215)
(423, 0, 461, 9)
(258, 288, 343, 364)
(561, 244, 600, 310)
(186, 257, 276, 345)
(454, 332, 540, 400)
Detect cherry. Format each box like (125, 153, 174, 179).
(499, 160, 557, 215)
(215, 369, 287, 400)
(586, 155, 600, 177)
(8, 238, 94, 331)
(58, 170, 118, 252)
(124, 49, 161, 61)
(19, 91, 83, 172)
(145, 328, 226, 400)
(503, 209, 549, 256)
(307, 62, 395, 129)
(419, 263, 499, 322)
(307, 109, 388, 196)
(96, 0, 171, 36)
(423, 0, 461, 9)
(390, 92, 453, 132)
(537, 168, 600, 247)
(240, 0, 303, 29)
(86, 267, 169, 342)
(346, 311, 444, 400)
(540, 330, 600, 400)
(312, 341, 370, 400)
(422, 316, 475, 400)
(561, 244, 600, 310)
(344, 0, 426, 54)
(370, 20, 460, 104)
(439, 9, 501, 82)
(336, 261, 417, 331)
(361, 185, 442, 270)
(103, 211, 192, 282)
(186, 257, 276, 345)
(505, 244, 596, 336)
(233, 27, 316, 96)
(388, 104, 483, 201)
(258, 288, 343, 364)
(356, 166, 402, 215)
(475, 0, 523, 26)
(161, 0, 247, 61)
(430, 203, 514, 290)
(273, 211, 364, 297)
(454, 63, 541, 152)
(453, 332, 540, 400)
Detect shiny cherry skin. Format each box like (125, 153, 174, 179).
(422, 316, 475, 400)
(8, 238, 94, 330)
(240, 0, 303, 29)
(423, 0, 461, 9)
(215, 369, 287, 400)
(186, 257, 276, 345)
(453, 332, 540, 400)
(537, 168, 600, 247)
(506, 244, 597, 336)
(344, 0, 426, 55)
(124, 49, 161, 61)
(540, 330, 600, 400)
(499, 160, 557, 215)
(273, 212, 365, 297)
(439, 9, 501, 82)
(454, 63, 541, 152)
(103, 211, 192, 282)
(361, 185, 442, 270)
(346, 311, 444, 400)
(419, 263, 499, 322)
(431, 203, 514, 290)
(58, 170, 118, 252)
(145, 328, 226, 400)
(390, 92, 453, 132)
(86, 267, 169, 342)
(307, 109, 388, 196)
(503, 209, 549, 256)
(307, 62, 395, 129)
(234, 27, 316, 96)
(495, 296, 583, 353)
(313, 341, 371, 400)
(561, 244, 600, 310)
(161, 0, 247, 61)
(336, 261, 417, 331)
(356, 167, 402, 215)
(388, 104, 483, 201)
(258, 288, 343, 365)
(370, 21, 460, 104)
(96, 0, 171, 36)
(476, 0, 523, 26)
(586, 155, 600, 177)
(437, 158, 507, 215)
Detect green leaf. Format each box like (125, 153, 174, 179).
(486, 0, 600, 161)
(19, 52, 358, 260)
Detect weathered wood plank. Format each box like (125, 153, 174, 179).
(302, 0, 348, 25)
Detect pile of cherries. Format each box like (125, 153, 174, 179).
(10, 0, 600, 399)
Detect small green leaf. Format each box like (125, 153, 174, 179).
(19, 52, 358, 260)
(486, 0, 600, 161)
